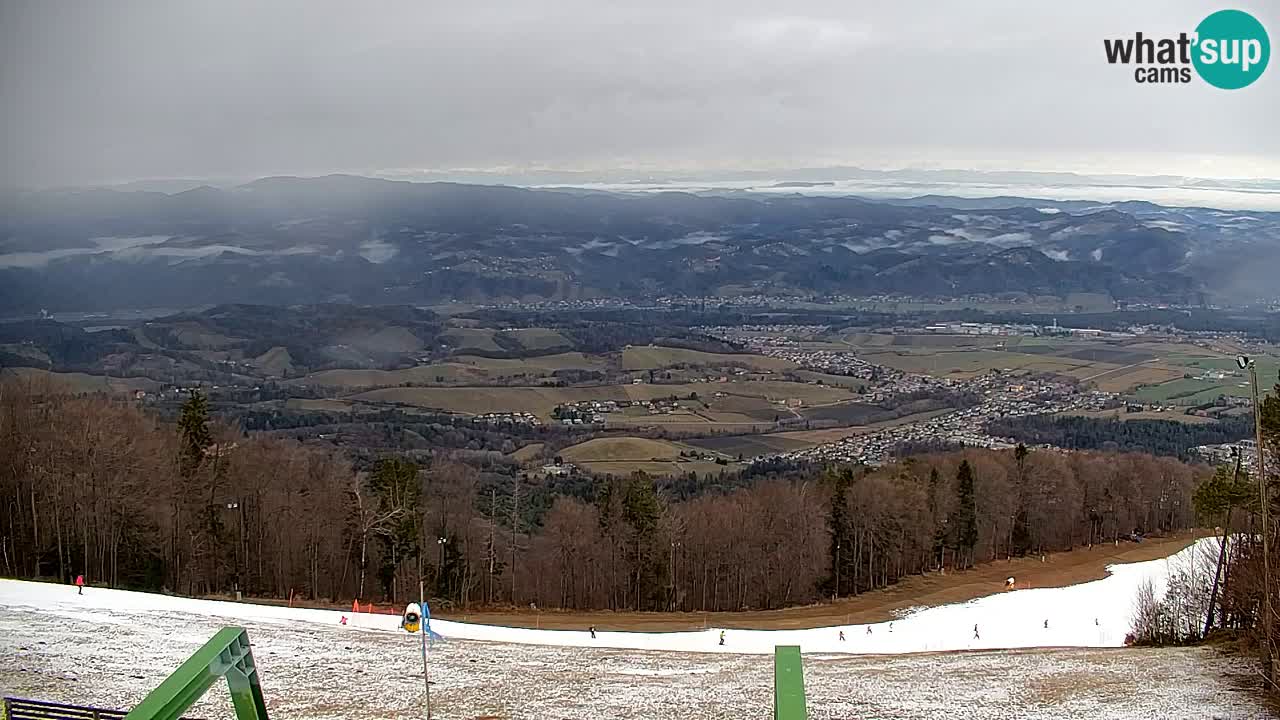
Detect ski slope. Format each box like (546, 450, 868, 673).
(0, 538, 1214, 657)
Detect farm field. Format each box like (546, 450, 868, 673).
(836, 332, 1268, 399)
(686, 408, 956, 458)
(351, 385, 628, 418)
(441, 327, 504, 353)
(288, 351, 607, 390)
(622, 346, 797, 372)
(505, 327, 573, 351)
(558, 436, 733, 476)
(345, 378, 856, 422)
(0, 367, 161, 394)
(684, 433, 815, 457)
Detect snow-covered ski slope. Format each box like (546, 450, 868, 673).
(0, 538, 1213, 657)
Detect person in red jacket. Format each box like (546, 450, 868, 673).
(75, 575, 85, 595)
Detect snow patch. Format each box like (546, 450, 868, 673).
(0, 539, 1218, 657)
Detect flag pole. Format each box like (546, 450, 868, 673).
(420, 579, 431, 720)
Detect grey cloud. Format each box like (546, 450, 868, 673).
(2, 0, 1277, 188)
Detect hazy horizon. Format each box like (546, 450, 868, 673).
(3, 1, 1277, 188)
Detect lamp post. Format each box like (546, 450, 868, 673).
(436, 536, 448, 596)
(1238, 355, 1272, 672)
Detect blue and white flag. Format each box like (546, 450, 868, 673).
(422, 599, 443, 645)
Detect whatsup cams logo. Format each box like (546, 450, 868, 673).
(1104, 9, 1270, 88)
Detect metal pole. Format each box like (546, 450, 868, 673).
(420, 579, 430, 720)
(1248, 363, 1273, 678)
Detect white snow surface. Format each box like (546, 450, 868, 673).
(0, 538, 1215, 657)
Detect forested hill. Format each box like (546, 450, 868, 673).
(1, 377, 1208, 613)
(10, 176, 1278, 312)
(986, 414, 1253, 461)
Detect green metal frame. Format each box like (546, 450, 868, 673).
(124, 627, 268, 720)
(773, 645, 807, 720)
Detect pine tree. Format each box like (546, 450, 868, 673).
(927, 467, 947, 569)
(825, 468, 853, 597)
(953, 460, 978, 569)
(177, 389, 212, 478)
(1012, 444, 1033, 556)
(623, 471, 662, 609)
(368, 458, 421, 601)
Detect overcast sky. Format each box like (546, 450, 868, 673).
(1, 0, 1277, 188)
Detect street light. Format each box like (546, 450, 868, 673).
(1238, 355, 1273, 670)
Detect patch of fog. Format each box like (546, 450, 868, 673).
(1143, 220, 1185, 231)
(642, 232, 727, 250)
(1037, 207, 1062, 214)
(0, 237, 330, 268)
(1049, 226, 1087, 241)
(1091, 248, 1104, 261)
(927, 234, 965, 245)
(985, 232, 1031, 246)
(358, 238, 399, 264)
(1043, 250, 1070, 261)
(943, 227, 984, 242)
(114, 245, 322, 264)
(841, 242, 872, 253)
(0, 235, 171, 268)
(575, 238, 618, 256)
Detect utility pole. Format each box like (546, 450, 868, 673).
(1241, 355, 1273, 680)
(419, 577, 431, 720)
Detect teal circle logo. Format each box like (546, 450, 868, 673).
(1193, 10, 1270, 89)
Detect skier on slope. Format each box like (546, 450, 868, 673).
(839, 630, 845, 642)
(75, 575, 85, 595)
(719, 630, 726, 646)
(589, 626, 596, 639)
(973, 624, 980, 640)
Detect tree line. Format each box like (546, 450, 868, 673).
(986, 413, 1253, 461)
(1, 377, 1207, 615)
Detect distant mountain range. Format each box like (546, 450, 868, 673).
(3, 175, 1279, 312)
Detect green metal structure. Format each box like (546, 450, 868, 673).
(124, 627, 268, 720)
(773, 645, 807, 720)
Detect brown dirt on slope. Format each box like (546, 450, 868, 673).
(440, 533, 1201, 631)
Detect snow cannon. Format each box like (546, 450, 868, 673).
(402, 603, 422, 633)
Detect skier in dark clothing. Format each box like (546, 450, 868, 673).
(973, 624, 980, 640)
(589, 626, 596, 639)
